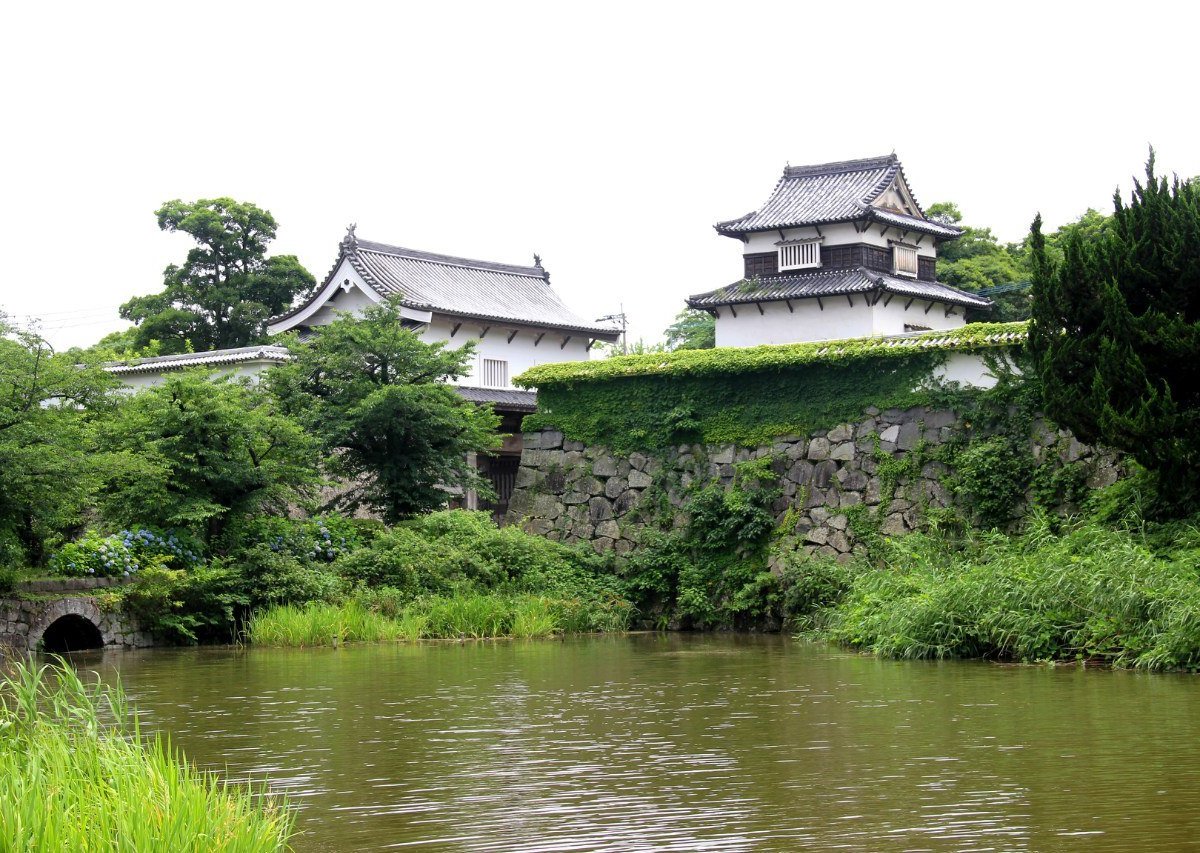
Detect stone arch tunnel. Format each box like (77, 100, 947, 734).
(1, 590, 153, 654)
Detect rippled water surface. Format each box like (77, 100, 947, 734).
(80, 635, 1200, 851)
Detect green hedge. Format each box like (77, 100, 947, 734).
(517, 323, 1028, 451)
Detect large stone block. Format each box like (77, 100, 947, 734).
(540, 430, 564, 450)
(879, 424, 900, 444)
(628, 470, 653, 489)
(812, 460, 838, 489)
(605, 477, 628, 499)
(829, 441, 855, 461)
(531, 494, 562, 519)
(593, 456, 618, 477)
(615, 489, 641, 515)
(827, 423, 853, 443)
(922, 409, 957, 430)
(807, 437, 831, 460)
(896, 421, 921, 451)
(788, 460, 815, 485)
(588, 497, 613, 523)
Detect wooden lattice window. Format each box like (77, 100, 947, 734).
(778, 239, 822, 271)
(481, 358, 509, 389)
(892, 244, 919, 278)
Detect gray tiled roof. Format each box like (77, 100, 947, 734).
(865, 207, 962, 239)
(714, 154, 962, 239)
(455, 385, 538, 412)
(103, 345, 291, 375)
(687, 268, 992, 310)
(275, 235, 620, 339)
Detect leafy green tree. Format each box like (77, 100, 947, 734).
(927, 201, 1029, 321)
(664, 309, 716, 350)
(99, 372, 319, 544)
(269, 299, 502, 521)
(0, 319, 118, 565)
(1029, 152, 1200, 512)
(120, 199, 315, 355)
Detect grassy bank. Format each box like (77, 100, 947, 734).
(0, 659, 293, 851)
(247, 591, 632, 647)
(815, 514, 1200, 670)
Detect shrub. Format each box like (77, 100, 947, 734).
(338, 511, 625, 608)
(118, 564, 250, 644)
(52, 531, 139, 578)
(231, 513, 361, 564)
(225, 544, 343, 609)
(335, 528, 444, 594)
(777, 551, 857, 628)
(952, 436, 1029, 528)
(51, 526, 202, 579)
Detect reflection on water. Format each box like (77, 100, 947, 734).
(74, 634, 1200, 851)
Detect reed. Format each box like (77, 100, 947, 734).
(823, 515, 1200, 669)
(0, 659, 293, 852)
(246, 591, 633, 646)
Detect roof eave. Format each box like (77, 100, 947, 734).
(426, 307, 621, 340)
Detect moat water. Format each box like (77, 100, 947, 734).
(76, 634, 1200, 851)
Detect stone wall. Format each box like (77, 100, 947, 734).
(0, 582, 154, 654)
(505, 404, 1120, 560)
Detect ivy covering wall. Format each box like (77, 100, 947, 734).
(517, 322, 1028, 452)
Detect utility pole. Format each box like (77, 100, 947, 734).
(595, 304, 628, 355)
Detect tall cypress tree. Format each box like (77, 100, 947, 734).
(1029, 151, 1200, 511)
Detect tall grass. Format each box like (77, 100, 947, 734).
(0, 659, 293, 851)
(822, 515, 1200, 669)
(247, 591, 633, 646)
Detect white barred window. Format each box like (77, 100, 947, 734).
(892, 244, 919, 278)
(777, 240, 821, 271)
(481, 358, 509, 389)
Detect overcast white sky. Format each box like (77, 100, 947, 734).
(3, 1, 1197, 350)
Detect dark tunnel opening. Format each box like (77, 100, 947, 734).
(40, 614, 104, 654)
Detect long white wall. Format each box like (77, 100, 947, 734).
(714, 296, 965, 347)
(739, 222, 938, 259)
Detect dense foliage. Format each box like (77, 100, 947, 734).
(663, 308, 716, 350)
(520, 323, 1025, 451)
(88, 510, 630, 645)
(270, 300, 501, 520)
(0, 661, 294, 851)
(0, 321, 118, 566)
(120, 198, 315, 354)
(622, 458, 781, 628)
(1029, 153, 1200, 513)
(98, 372, 319, 544)
(823, 510, 1200, 670)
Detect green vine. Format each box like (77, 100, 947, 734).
(519, 323, 1028, 454)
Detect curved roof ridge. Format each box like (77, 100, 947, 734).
(356, 239, 544, 278)
(783, 153, 897, 178)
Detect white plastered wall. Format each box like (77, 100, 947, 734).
(931, 351, 1010, 390)
(739, 222, 938, 259)
(419, 316, 595, 388)
(713, 296, 966, 347)
(111, 360, 282, 393)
